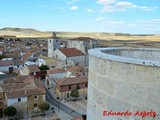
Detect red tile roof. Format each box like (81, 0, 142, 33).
(1, 75, 45, 99)
(59, 48, 85, 57)
(0, 60, 15, 66)
(28, 65, 40, 72)
(49, 68, 66, 74)
(66, 66, 85, 73)
(56, 76, 88, 86)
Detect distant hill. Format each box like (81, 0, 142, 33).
(0, 27, 51, 38)
(0, 27, 159, 41)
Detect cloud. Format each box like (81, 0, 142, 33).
(66, 0, 79, 4)
(97, 0, 157, 12)
(87, 9, 96, 13)
(96, 17, 124, 25)
(70, 6, 78, 10)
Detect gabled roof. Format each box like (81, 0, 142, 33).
(56, 76, 88, 86)
(27, 65, 40, 72)
(49, 68, 66, 74)
(0, 60, 15, 66)
(58, 48, 85, 57)
(1, 75, 45, 99)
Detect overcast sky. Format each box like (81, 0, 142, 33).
(0, 0, 159, 34)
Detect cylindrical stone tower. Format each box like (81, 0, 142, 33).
(87, 48, 160, 120)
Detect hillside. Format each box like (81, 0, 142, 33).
(0, 27, 160, 41)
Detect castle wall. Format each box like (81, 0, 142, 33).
(87, 48, 160, 120)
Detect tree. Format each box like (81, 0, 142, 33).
(70, 90, 79, 98)
(39, 64, 49, 71)
(38, 102, 50, 112)
(4, 106, 17, 117)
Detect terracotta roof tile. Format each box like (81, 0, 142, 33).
(59, 48, 85, 57)
(66, 66, 85, 73)
(28, 65, 40, 72)
(1, 75, 45, 99)
(49, 68, 66, 74)
(0, 60, 15, 66)
(56, 76, 88, 86)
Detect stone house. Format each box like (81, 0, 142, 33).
(46, 68, 67, 89)
(66, 66, 88, 78)
(67, 37, 99, 54)
(1, 75, 46, 112)
(55, 76, 88, 100)
(19, 65, 41, 78)
(53, 48, 85, 66)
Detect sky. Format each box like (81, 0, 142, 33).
(0, 0, 159, 34)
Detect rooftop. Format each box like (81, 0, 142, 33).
(49, 68, 66, 74)
(1, 75, 45, 99)
(56, 76, 88, 86)
(59, 48, 85, 57)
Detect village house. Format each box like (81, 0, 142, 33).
(55, 76, 88, 100)
(0, 87, 7, 118)
(0, 60, 16, 73)
(46, 68, 67, 89)
(0, 75, 46, 112)
(19, 65, 41, 78)
(38, 55, 56, 67)
(66, 66, 88, 78)
(21, 50, 38, 65)
(53, 48, 85, 66)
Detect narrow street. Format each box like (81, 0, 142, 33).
(45, 87, 82, 118)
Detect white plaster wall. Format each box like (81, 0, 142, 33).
(87, 48, 160, 120)
(67, 56, 85, 66)
(0, 65, 16, 72)
(8, 97, 27, 106)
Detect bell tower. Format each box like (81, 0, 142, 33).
(48, 32, 61, 57)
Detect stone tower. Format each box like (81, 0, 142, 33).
(48, 32, 61, 57)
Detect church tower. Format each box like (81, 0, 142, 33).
(48, 32, 61, 57)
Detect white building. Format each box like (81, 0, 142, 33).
(0, 60, 16, 73)
(67, 37, 99, 54)
(53, 48, 85, 66)
(46, 68, 67, 89)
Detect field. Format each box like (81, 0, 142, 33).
(0, 27, 160, 48)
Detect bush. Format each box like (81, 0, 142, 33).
(70, 90, 79, 98)
(38, 102, 50, 112)
(4, 106, 17, 117)
(39, 64, 49, 71)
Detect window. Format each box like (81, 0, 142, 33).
(50, 40, 51, 43)
(34, 103, 37, 107)
(85, 83, 88, 87)
(67, 93, 69, 98)
(18, 98, 21, 102)
(34, 96, 38, 100)
(77, 84, 80, 89)
(56, 40, 58, 43)
(69, 85, 71, 90)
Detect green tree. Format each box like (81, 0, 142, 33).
(38, 102, 50, 112)
(70, 90, 79, 98)
(4, 106, 17, 117)
(39, 64, 49, 70)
